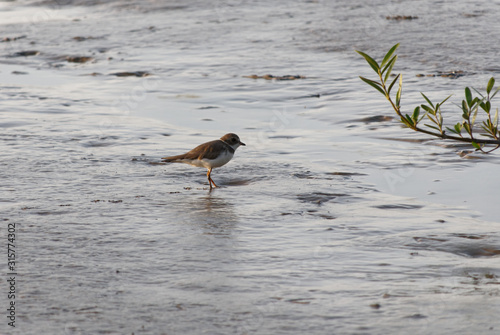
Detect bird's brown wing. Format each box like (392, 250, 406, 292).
(162, 140, 230, 162)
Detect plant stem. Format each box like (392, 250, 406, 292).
(413, 126, 500, 144)
(378, 72, 500, 145)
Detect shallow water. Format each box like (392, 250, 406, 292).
(1, 0, 500, 334)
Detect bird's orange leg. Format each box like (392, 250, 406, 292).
(207, 168, 218, 189)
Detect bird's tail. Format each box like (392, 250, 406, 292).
(161, 154, 185, 162)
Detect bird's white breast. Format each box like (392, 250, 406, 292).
(200, 150, 234, 168)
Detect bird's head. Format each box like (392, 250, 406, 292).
(221, 133, 246, 149)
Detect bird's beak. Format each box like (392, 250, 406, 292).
(240, 141, 246, 146)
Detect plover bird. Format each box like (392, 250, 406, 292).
(162, 133, 245, 189)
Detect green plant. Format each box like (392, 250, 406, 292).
(356, 43, 500, 153)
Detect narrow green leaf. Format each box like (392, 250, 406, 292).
(426, 113, 438, 125)
(462, 100, 468, 115)
(463, 123, 471, 135)
(472, 87, 485, 99)
(396, 87, 401, 108)
(387, 73, 400, 94)
(487, 77, 495, 95)
(412, 106, 420, 122)
(421, 104, 434, 114)
(465, 87, 472, 107)
(355, 50, 380, 73)
(381, 43, 400, 68)
(359, 76, 382, 87)
(383, 55, 398, 83)
(420, 92, 435, 109)
(404, 114, 414, 127)
(424, 124, 441, 132)
(359, 76, 385, 96)
(471, 105, 479, 125)
(480, 101, 491, 114)
(447, 123, 463, 137)
(440, 94, 452, 106)
(471, 97, 480, 107)
(381, 54, 397, 74)
(395, 74, 403, 107)
(471, 141, 481, 150)
(481, 120, 498, 139)
(491, 86, 500, 100)
(479, 130, 496, 139)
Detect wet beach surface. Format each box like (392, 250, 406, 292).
(1, 0, 500, 334)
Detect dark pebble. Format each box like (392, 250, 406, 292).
(12, 50, 39, 57)
(386, 15, 418, 20)
(110, 71, 151, 77)
(66, 56, 94, 63)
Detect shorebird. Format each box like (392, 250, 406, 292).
(162, 133, 245, 189)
